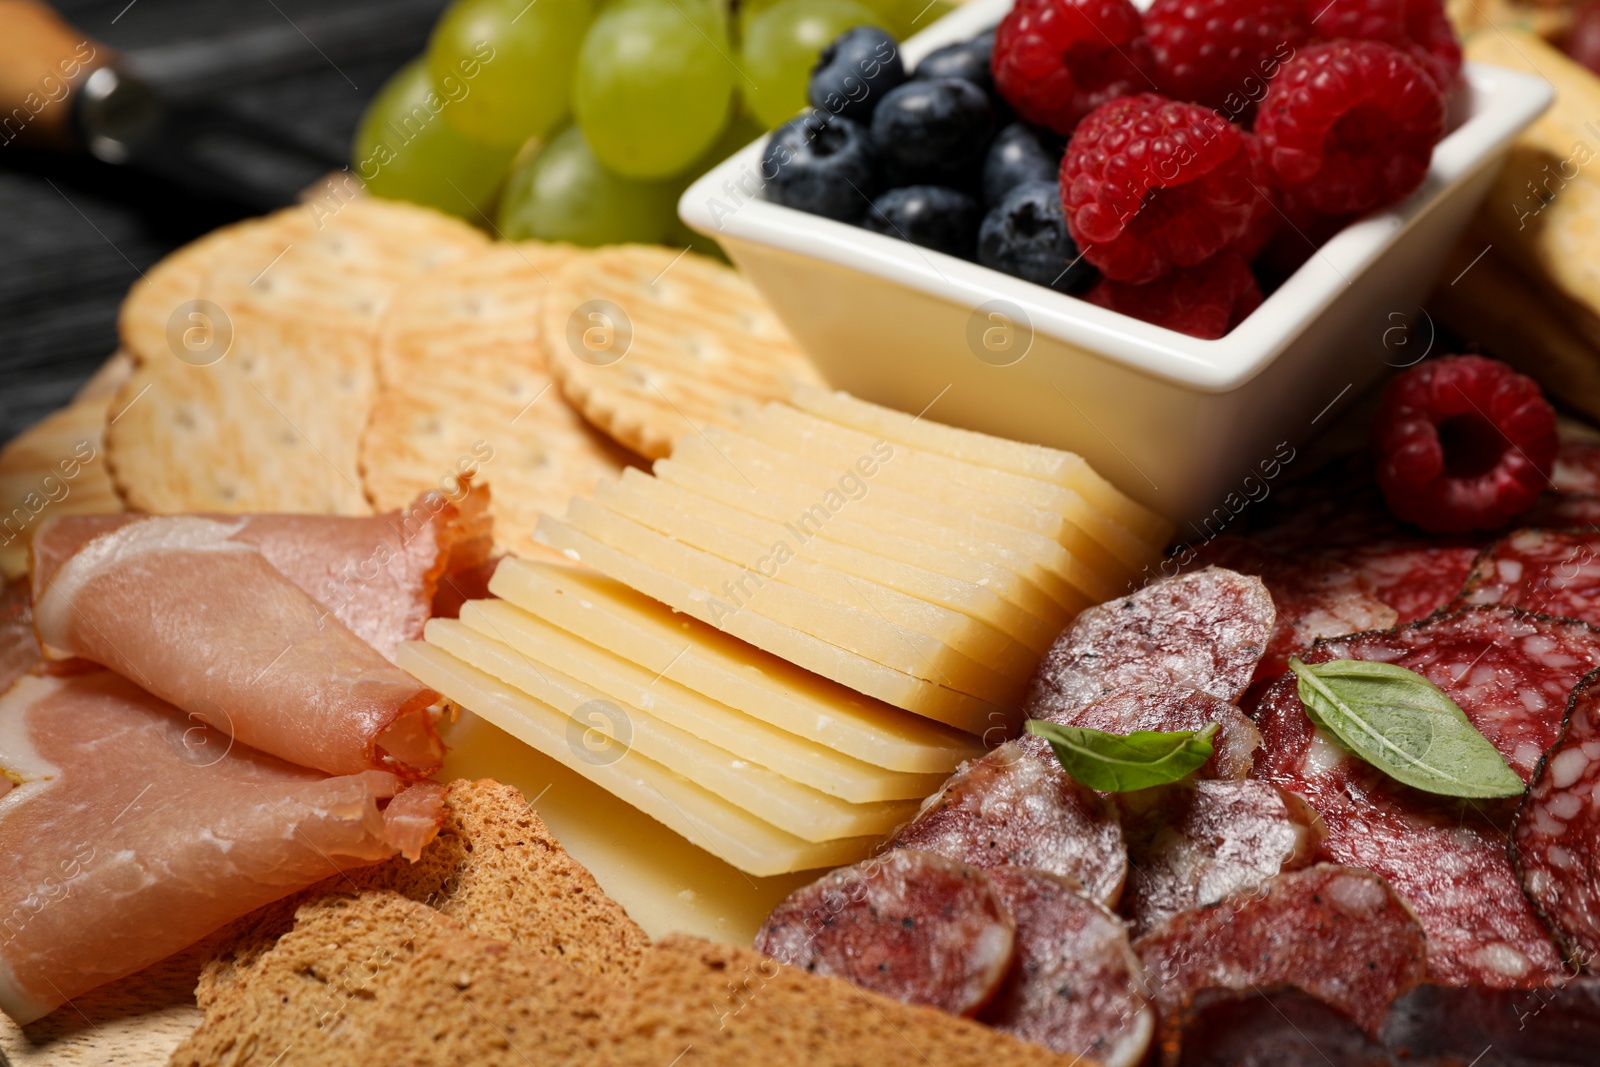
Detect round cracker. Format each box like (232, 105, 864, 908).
(361, 242, 640, 560)
(107, 200, 486, 515)
(540, 246, 822, 460)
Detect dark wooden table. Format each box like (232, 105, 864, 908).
(0, 0, 449, 443)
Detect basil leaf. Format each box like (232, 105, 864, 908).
(1287, 657, 1525, 799)
(1025, 720, 1218, 792)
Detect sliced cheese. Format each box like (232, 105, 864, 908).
(459, 598, 948, 803)
(589, 475, 1044, 669)
(669, 431, 1125, 604)
(490, 558, 982, 773)
(534, 517, 1018, 736)
(741, 404, 1155, 576)
(791, 384, 1174, 547)
(399, 640, 880, 876)
(601, 468, 1060, 654)
(428, 618, 915, 842)
(552, 498, 1025, 705)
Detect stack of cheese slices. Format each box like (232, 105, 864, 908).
(398, 387, 1170, 875)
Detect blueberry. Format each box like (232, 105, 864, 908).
(870, 78, 994, 186)
(978, 180, 1088, 291)
(762, 111, 878, 222)
(982, 123, 1060, 206)
(913, 30, 995, 94)
(862, 185, 981, 259)
(808, 27, 906, 123)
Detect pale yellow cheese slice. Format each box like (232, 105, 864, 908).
(534, 517, 1018, 736)
(651, 456, 1089, 618)
(742, 404, 1155, 576)
(427, 618, 916, 842)
(792, 385, 1174, 547)
(459, 598, 948, 803)
(489, 558, 983, 773)
(598, 469, 1060, 654)
(548, 499, 1024, 705)
(667, 431, 1125, 604)
(399, 641, 878, 876)
(588, 476, 1043, 671)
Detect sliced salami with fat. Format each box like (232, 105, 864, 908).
(1514, 672, 1600, 971)
(1024, 568, 1274, 720)
(1134, 864, 1427, 1035)
(1185, 537, 1397, 686)
(1552, 438, 1600, 495)
(1254, 670, 1568, 987)
(1116, 779, 1324, 937)
(755, 849, 1014, 1017)
(1031, 683, 1260, 780)
(1455, 528, 1600, 626)
(1166, 987, 1394, 1067)
(888, 740, 1127, 905)
(1320, 539, 1479, 625)
(978, 868, 1153, 1067)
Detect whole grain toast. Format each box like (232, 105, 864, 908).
(196, 778, 648, 1007)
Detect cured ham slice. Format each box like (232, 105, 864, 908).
(33, 517, 442, 779)
(0, 578, 36, 696)
(0, 672, 443, 1025)
(29, 482, 493, 662)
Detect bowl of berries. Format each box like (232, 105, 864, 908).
(679, 0, 1552, 525)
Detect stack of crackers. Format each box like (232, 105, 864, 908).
(170, 779, 1071, 1067)
(0, 195, 822, 571)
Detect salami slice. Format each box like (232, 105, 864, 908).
(755, 849, 1015, 1016)
(1031, 683, 1260, 780)
(1167, 987, 1394, 1067)
(1024, 568, 1274, 720)
(1254, 669, 1569, 987)
(1186, 537, 1397, 686)
(1514, 672, 1600, 971)
(1380, 980, 1600, 1064)
(978, 868, 1153, 1067)
(1320, 539, 1479, 625)
(888, 740, 1127, 905)
(1116, 779, 1324, 937)
(1553, 438, 1600, 495)
(1134, 864, 1428, 1035)
(1456, 528, 1600, 627)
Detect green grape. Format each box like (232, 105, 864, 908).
(660, 104, 766, 260)
(352, 58, 517, 220)
(573, 0, 736, 179)
(427, 0, 595, 148)
(741, 0, 887, 129)
(886, 0, 954, 39)
(496, 124, 678, 245)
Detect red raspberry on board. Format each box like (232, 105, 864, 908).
(1061, 93, 1257, 283)
(992, 0, 1154, 135)
(1144, 0, 1311, 118)
(1087, 252, 1262, 339)
(1375, 356, 1557, 533)
(1255, 40, 1445, 218)
(1311, 0, 1463, 92)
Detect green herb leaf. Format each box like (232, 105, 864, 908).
(1024, 720, 1219, 792)
(1287, 657, 1525, 799)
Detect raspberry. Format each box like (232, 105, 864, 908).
(1144, 0, 1311, 118)
(1255, 40, 1446, 218)
(1311, 0, 1463, 92)
(992, 0, 1154, 135)
(1061, 93, 1257, 283)
(1232, 133, 1280, 262)
(1374, 356, 1558, 533)
(1087, 252, 1262, 339)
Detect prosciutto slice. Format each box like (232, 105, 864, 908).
(0, 672, 443, 1026)
(0, 578, 36, 696)
(30, 483, 493, 662)
(33, 517, 442, 778)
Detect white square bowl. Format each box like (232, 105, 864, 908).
(680, 0, 1552, 526)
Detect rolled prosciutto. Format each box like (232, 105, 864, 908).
(32, 517, 442, 778)
(30, 483, 493, 662)
(0, 672, 444, 1025)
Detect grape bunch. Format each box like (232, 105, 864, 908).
(352, 0, 955, 249)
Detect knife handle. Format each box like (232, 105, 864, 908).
(0, 0, 110, 149)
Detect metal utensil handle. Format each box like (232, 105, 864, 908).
(0, 0, 109, 149)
